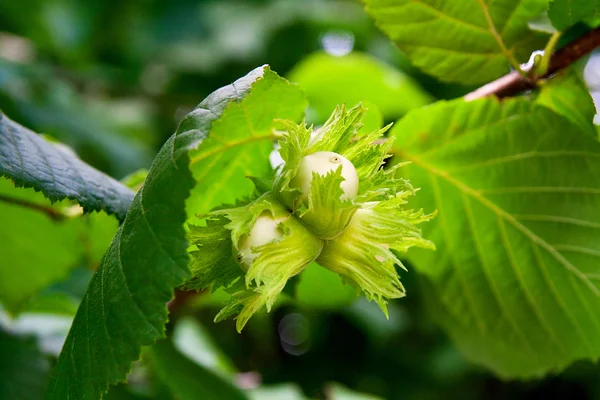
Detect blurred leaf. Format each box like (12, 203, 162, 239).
(295, 263, 357, 309)
(327, 383, 384, 400)
(0, 179, 80, 313)
(0, 60, 155, 178)
(150, 338, 248, 400)
(356, 102, 383, 134)
(0, 174, 118, 314)
(289, 52, 432, 122)
(45, 66, 304, 399)
(120, 169, 148, 192)
(248, 383, 308, 400)
(164, 0, 369, 73)
(536, 72, 597, 136)
(25, 293, 80, 316)
(364, 0, 548, 84)
(7, 313, 73, 357)
(0, 113, 135, 221)
(393, 97, 600, 378)
(0, 328, 50, 400)
(185, 67, 306, 219)
(528, 11, 559, 34)
(548, 0, 600, 30)
(345, 298, 408, 343)
(173, 317, 237, 375)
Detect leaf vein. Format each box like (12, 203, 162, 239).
(462, 192, 535, 352)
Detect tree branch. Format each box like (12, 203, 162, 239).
(465, 26, 600, 101)
(0, 194, 66, 221)
(167, 288, 200, 315)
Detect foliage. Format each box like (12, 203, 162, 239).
(0, 328, 50, 400)
(2, 0, 600, 399)
(0, 114, 134, 220)
(364, 0, 549, 84)
(46, 66, 299, 399)
(187, 105, 434, 331)
(548, 0, 600, 30)
(149, 338, 248, 400)
(0, 179, 117, 313)
(393, 96, 600, 378)
(288, 52, 433, 122)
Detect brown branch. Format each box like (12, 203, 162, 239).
(465, 26, 600, 101)
(0, 194, 66, 221)
(167, 288, 200, 315)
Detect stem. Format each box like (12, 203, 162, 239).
(0, 194, 66, 221)
(167, 289, 199, 315)
(537, 31, 562, 76)
(465, 26, 600, 101)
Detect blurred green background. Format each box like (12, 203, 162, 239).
(1, 0, 599, 399)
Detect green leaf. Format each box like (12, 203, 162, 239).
(327, 383, 385, 400)
(288, 52, 433, 122)
(0, 113, 135, 221)
(172, 317, 237, 375)
(0, 180, 80, 312)
(46, 66, 293, 399)
(0, 328, 50, 400)
(150, 338, 248, 400)
(536, 72, 597, 136)
(0, 179, 118, 313)
(295, 263, 357, 309)
(248, 383, 308, 400)
(548, 0, 600, 30)
(364, 0, 548, 84)
(392, 97, 600, 378)
(185, 68, 307, 220)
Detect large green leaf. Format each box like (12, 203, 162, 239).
(392, 97, 600, 378)
(0, 328, 50, 400)
(548, 0, 600, 30)
(288, 52, 433, 122)
(150, 338, 248, 400)
(45, 66, 306, 399)
(364, 0, 548, 84)
(0, 113, 135, 221)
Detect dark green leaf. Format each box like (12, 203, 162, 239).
(392, 97, 600, 378)
(0, 113, 135, 221)
(364, 0, 548, 84)
(548, 0, 600, 30)
(150, 338, 248, 400)
(0, 328, 50, 400)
